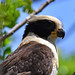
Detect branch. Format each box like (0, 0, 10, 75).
(0, 0, 54, 42)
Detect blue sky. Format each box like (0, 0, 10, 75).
(5, 0, 75, 55)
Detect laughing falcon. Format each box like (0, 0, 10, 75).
(0, 15, 65, 75)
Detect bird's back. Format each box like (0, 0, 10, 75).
(0, 41, 54, 75)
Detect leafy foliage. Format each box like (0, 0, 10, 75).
(3, 37, 11, 47)
(3, 47, 11, 60)
(0, 0, 33, 28)
(0, 37, 11, 60)
(58, 53, 75, 75)
(0, 0, 33, 61)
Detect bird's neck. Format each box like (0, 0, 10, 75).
(26, 32, 39, 37)
(26, 32, 56, 46)
(47, 35, 56, 47)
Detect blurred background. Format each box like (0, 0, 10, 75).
(0, 0, 75, 75)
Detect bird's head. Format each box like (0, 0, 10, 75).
(23, 15, 65, 43)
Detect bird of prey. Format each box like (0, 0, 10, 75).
(0, 15, 65, 75)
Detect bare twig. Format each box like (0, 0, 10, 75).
(0, 0, 54, 42)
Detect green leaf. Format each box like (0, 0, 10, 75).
(3, 38, 11, 46)
(3, 47, 11, 60)
(0, 55, 3, 60)
(23, 0, 33, 13)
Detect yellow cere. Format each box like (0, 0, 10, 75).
(51, 31, 58, 38)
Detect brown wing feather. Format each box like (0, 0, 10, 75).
(0, 41, 54, 75)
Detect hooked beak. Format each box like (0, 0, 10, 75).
(57, 29, 65, 39)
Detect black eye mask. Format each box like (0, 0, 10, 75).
(22, 20, 56, 40)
